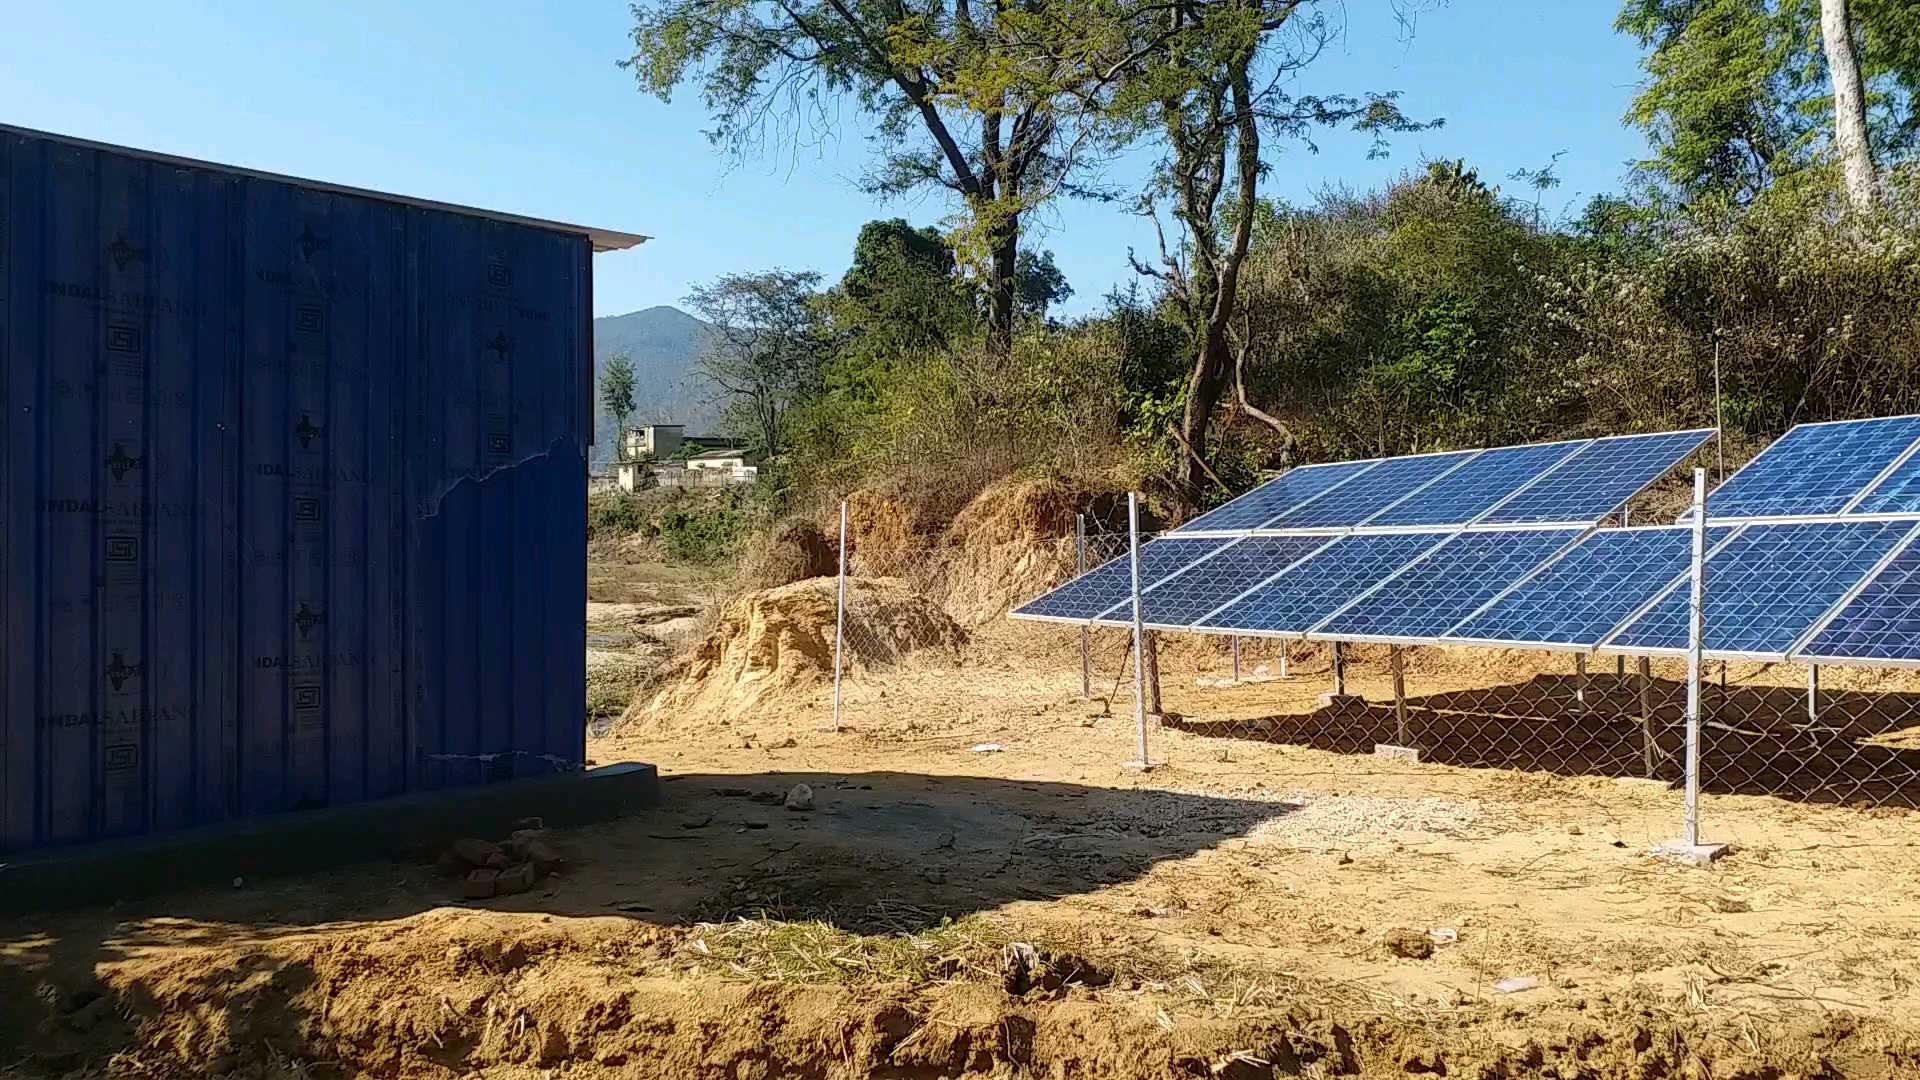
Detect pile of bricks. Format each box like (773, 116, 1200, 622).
(436, 817, 566, 899)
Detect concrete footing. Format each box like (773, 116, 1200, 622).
(1318, 693, 1366, 710)
(1651, 839, 1731, 867)
(1373, 744, 1422, 764)
(0, 761, 661, 916)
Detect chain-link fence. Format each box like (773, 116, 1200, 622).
(819, 496, 1920, 839)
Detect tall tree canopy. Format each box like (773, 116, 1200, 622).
(624, 0, 1098, 352)
(685, 269, 829, 457)
(1618, 0, 1920, 205)
(1085, 0, 1435, 511)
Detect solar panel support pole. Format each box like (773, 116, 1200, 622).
(1807, 664, 1820, 725)
(1391, 646, 1409, 746)
(1638, 656, 1656, 778)
(1076, 514, 1090, 700)
(830, 499, 848, 733)
(1618, 507, 1630, 677)
(1657, 468, 1727, 865)
(1231, 636, 1241, 684)
(1123, 493, 1159, 771)
(1279, 641, 1290, 679)
(1332, 641, 1346, 696)
(1575, 653, 1588, 708)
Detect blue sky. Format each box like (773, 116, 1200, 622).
(0, 1, 1651, 319)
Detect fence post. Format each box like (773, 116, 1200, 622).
(1124, 492, 1158, 770)
(1076, 513, 1090, 700)
(1638, 656, 1656, 778)
(1659, 468, 1726, 865)
(1279, 641, 1289, 679)
(1332, 641, 1346, 696)
(1231, 636, 1241, 684)
(830, 499, 848, 732)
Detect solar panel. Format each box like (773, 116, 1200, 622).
(1446, 526, 1733, 648)
(1174, 460, 1378, 532)
(1108, 534, 1338, 628)
(1605, 521, 1915, 657)
(1364, 440, 1587, 527)
(1848, 440, 1920, 514)
(1705, 416, 1920, 518)
(1198, 532, 1447, 635)
(1009, 537, 1230, 622)
(1310, 529, 1575, 643)
(1798, 530, 1920, 663)
(1262, 450, 1479, 529)
(1480, 429, 1714, 525)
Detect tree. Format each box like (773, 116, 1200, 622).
(601, 352, 638, 457)
(685, 270, 829, 457)
(1822, 0, 1877, 206)
(1014, 249, 1074, 322)
(828, 219, 975, 389)
(1616, 0, 1919, 205)
(624, 0, 1097, 354)
(1096, 0, 1435, 511)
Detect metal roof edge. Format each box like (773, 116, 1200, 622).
(0, 122, 650, 252)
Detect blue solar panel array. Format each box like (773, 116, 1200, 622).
(1365, 440, 1588, 527)
(1010, 537, 1229, 622)
(1312, 530, 1576, 642)
(1447, 527, 1732, 648)
(1481, 430, 1714, 525)
(1175, 460, 1377, 532)
(1263, 450, 1479, 529)
(1200, 533, 1448, 635)
(1849, 440, 1920, 514)
(1799, 531, 1920, 662)
(1607, 521, 1915, 656)
(1112, 535, 1336, 628)
(1706, 416, 1920, 518)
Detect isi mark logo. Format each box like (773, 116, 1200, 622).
(293, 601, 328, 640)
(105, 651, 145, 692)
(106, 233, 147, 273)
(295, 413, 326, 450)
(105, 442, 142, 483)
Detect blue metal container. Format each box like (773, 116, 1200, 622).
(1, 125, 642, 853)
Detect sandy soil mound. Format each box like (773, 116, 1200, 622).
(735, 517, 837, 590)
(635, 576, 966, 721)
(839, 487, 930, 577)
(941, 476, 1126, 625)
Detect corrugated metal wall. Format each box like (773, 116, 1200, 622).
(1, 129, 589, 853)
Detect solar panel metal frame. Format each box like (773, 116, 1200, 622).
(1594, 521, 1918, 662)
(1171, 530, 1460, 639)
(1175, 428, 1711, 537)
(1436, 524, 1734, 652)
(1787, 523, 1920, 668)
(1006, 536, 1231, 625)
(1170, 457, 1386, 534)
(1476, 428, 1716, 527)
(1256, 447, 1487, 531)
(1300, 527, 1587, 646)
(1089, 534, 1344, 632)
(1684, 414, 1920, 524)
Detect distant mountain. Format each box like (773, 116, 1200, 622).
(590, 306, 721, 464)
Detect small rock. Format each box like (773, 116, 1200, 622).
(748, 791, 783, 805)
(483, 852, 511, 870)
(512, 816, 546, 831)
(451, 837, 503, 867)
(743, 819, 769, 830)
(784, 783, 815, 811)
(681, 813, 714, 829)
(771, 736, 799, 749)
(464, 868, 500, 899)
(1382, 928, 1434, 960)
(1334, 850, 1354, 866)
(496, 862, 539, 896)
(434, 851, 469, 877)
(1567, 825, 1583, 836)
(1493, 975, 1540, 994)
(509, 833, 566, 872)
(231, 876, 244, 890)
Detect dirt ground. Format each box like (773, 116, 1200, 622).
(5, 557, 1920, 1079)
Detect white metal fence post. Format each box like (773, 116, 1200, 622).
(1125, 493, 1156, 770)
(1659, 467, 1724, 864)
(1076, 513, 1090, 700)
(830, 499, 848, 732)
(1684, 469, 1705, 847)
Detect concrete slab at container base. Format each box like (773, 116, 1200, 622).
(0, 125, 642, 856)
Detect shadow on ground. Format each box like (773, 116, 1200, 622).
(0, 770, 1295, 1071)
(1171, 672, 1920, 806)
